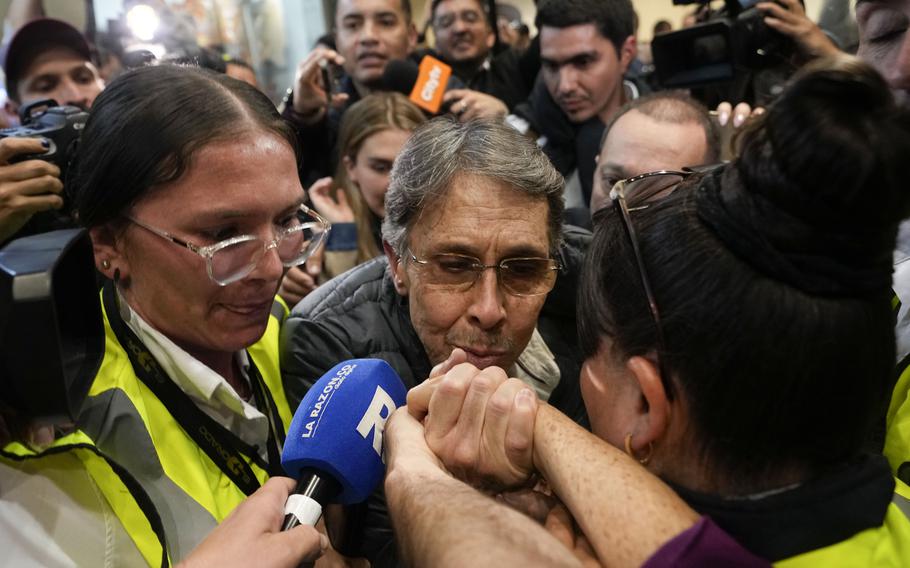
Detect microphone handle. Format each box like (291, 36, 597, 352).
(281, 468, 341, 530)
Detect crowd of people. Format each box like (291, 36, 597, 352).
(1, 0, 910, 566)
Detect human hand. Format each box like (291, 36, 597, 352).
(408, 362, 538, 491)
(308, 177, 354, 223)
(279, 249, 324, 306)
(384, 404, 448, 476)
(758, 0, 840, 59)
(497, 20, 519, 47)
(545, 503, 602, 568)
(0, 138, 64, 243)
(179, 477, 327, 568)
(715, 101, 765, 129)
(292, 47, 348, 124)
(444, 89, 508, 121)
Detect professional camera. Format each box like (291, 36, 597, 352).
(651, 0, 797, 102)
(0, 100, 89, 239)
(0, 99, 88, 177)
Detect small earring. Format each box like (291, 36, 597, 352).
(101, 259, 111, 269)
(113, 268, 121, 283)
(624, 433, 654, 466)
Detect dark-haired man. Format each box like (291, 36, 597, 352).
(2, 18, 104, 113)
(282, 0, 417, 186)
(429, 0, 530, 109)
(0, 18, 102, 243)
(512, 0, 642, 212)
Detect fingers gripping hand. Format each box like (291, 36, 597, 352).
(407, 348, 469, 420)
(421, 364, 538, 490)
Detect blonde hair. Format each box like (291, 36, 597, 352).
(335, 92, 426, 263)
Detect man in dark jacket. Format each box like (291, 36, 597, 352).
(280, 117, 588, 566)
(429, 0, 531, 110)
(511, 0, 642, 212)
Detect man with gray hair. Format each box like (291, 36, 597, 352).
(280, 117, 589, 565)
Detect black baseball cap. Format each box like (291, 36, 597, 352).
(1, 18, 93, 100)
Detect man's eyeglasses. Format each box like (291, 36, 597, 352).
(610, 170, 695, 397)
(127, 204, 331, 286)
(407, 249, 561, 297)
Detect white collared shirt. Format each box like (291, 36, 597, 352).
(118, 296, 271, 461)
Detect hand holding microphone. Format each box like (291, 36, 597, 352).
(382, 55, 507, 121)
(280, 359, 407, 530)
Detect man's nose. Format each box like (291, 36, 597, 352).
(557, 67, 578, 94)
(56, 79, 88, 108)
(887, 37, 910, 93)
(465, 268, 507, 329)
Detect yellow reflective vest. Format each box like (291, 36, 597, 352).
(75, 291, 293, 562)
(1, 430, 169, 567)
(776, 479, 910, 566)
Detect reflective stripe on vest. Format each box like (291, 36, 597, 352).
(79, 293, 293, 561)
(775, 479, 910, 567)
(1, 430, 169, 567)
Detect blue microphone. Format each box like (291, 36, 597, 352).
(280, 359, 407, 529)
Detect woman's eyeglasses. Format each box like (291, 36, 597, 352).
(127, 204, 331, 286)
(610, 170, 696, 397)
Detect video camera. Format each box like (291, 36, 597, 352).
(651, 0, 796, 92)
(0, 229, 102, 424)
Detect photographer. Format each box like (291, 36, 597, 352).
(0, 18, 105, 244)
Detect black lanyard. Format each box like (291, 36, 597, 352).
(102, 282, 286, 496)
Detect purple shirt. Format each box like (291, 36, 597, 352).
(642, 517, 769, 567)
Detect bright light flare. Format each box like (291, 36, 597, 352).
(126, 4, 159, 42)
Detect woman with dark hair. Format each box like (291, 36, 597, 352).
(406, 56, 910, 566)
(0, 64, 329, 565)
(574, 56, 910, 562)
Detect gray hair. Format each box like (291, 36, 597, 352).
(382, 117, 565, 257)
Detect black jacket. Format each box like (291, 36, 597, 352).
(279, 225, 591, 565)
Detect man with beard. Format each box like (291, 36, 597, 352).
(280, 117, 588, 566)
(0, 18, 104, 243)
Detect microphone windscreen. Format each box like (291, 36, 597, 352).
(382, 59, 419, 95)
(281, 359, 407, 504)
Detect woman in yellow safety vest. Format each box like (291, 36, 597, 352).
(1, 64, 329, 565)
(578, 57, 910, 565)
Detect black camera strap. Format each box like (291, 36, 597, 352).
(101, 283, 285, 496)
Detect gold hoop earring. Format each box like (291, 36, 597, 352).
(624, 433, 654, 466)
(101, 259, 111, 269)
